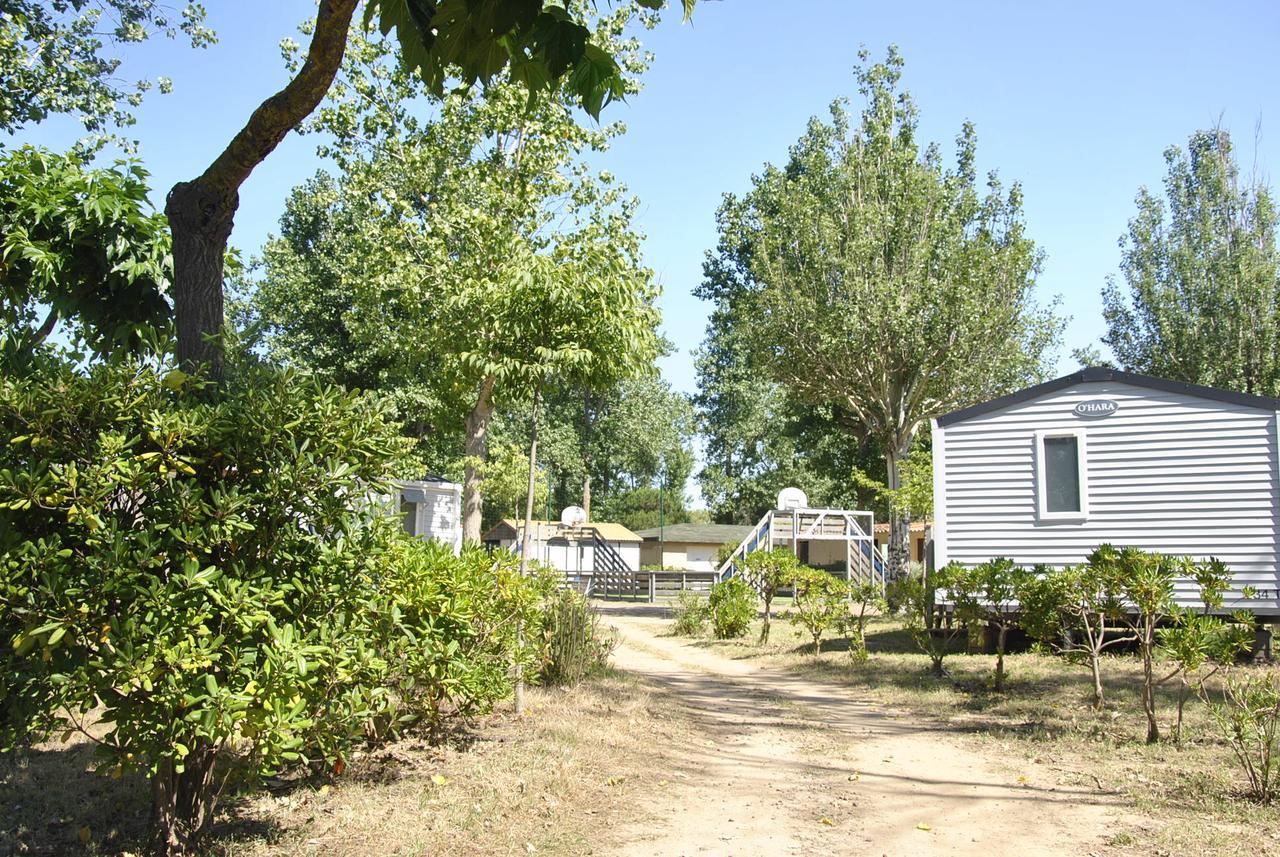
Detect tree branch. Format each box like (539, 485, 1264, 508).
(196, 0, 359, 194)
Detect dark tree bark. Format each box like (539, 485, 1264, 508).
(165, 0, 359, 378)
(150, 746, 221, 856)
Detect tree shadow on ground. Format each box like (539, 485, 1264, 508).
(0, 739, 150, 857)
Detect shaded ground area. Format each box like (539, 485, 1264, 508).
(597, 602, 1124, 857)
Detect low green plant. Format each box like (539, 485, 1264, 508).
(739, 547, 802, 643)
(1156, 558, 1254, 743)
(539, 587, 615, 687)
(669, 590, 708, 636)
(373, 540, 553, 736)
(1201, 668, 1280, 804)
(0, 353, 408, 853)
(950, 557, 1034, 691)
(707, 577, 755, 639)
(787, 567, 845, 655)
(899, 563, 966, 677)
(836, 580, 885, 662)
(1018, 561, 1133, 710)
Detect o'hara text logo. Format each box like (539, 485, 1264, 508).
(1073, 399, 1119, 418)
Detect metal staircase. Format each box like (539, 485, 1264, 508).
(560, 526, 639, 598)
(716, 507, 887, 588)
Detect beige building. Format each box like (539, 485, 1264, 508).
(872, 521, 930, 564)
(636, 523, 753, 572)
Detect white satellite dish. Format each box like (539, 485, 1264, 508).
(776, 487, 808, 511)
(560, 505, 588, 527)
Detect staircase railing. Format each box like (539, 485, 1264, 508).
(584, 527, 639, 598)
(714, 511, 773, 581)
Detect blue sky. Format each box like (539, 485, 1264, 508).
(18, 0, 1280, 400)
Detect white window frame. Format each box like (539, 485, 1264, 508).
(1035, 428, 1089, 522)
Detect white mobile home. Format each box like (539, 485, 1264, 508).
(395, 477, 463, 554)
(932, 367, 1280, 616)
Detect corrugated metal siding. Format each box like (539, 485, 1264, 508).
(935, 380, 1280, 613)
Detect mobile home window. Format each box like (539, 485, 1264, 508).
(1036, 430, 1087, 520)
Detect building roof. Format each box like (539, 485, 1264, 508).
(395, 477, 461, 503)
(873, 521, 930, 535)
(936, 367, 1280, 428)
(633, 522, 754, 545)
(482, 519, 642, 543)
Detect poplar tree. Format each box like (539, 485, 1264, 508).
(707, 49, 1060, 575)
(1101, 128, 1280, 395)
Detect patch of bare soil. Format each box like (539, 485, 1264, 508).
(0, 674, 702, 857)
(598, 602, 1126, 857)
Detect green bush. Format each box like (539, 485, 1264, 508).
(669, 590, 708, 636)
(373, 539, 552, 734)
(739, 547, 802, 643)
(707, 577, 755, 639)
(836, 580, 885, 662)
(787, 567, 845, 654)
(0, 353, 543, 853)
(539, 587, 615, 687)
(1202, 668, 1280, 804)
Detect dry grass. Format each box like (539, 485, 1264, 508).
(672, 609, 1280, 857)
(0, 670, 699, 857)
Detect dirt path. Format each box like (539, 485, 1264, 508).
(598, 603, 1123, 857)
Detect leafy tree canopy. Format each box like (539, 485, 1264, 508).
(0, 1, 214, 142)
(1101, 128, 1280, 395)
(698, 48, 1060, 550)
(0, 145, 172, 368)
(248, 9, 663, 540)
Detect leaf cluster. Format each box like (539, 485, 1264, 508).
(0, 146, 172, 368)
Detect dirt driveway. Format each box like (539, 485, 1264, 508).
(597, 602, 1123, 857)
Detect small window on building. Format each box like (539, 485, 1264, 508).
(1036, 430, 1087, 520)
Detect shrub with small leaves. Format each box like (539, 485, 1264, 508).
(1201, 668, 1280, 804)
(0, 351, 455, 853)
(836, 580, 885, 662)
(669, 589, 708, 637)
(707, 577, 755, 639)
(788, 567, 845, 655)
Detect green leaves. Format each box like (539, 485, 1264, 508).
(0, 146, 172, 369)
(364, 0, 677, 119)
(1102, 128, 1280, 396)
(0, 1, 214, 140)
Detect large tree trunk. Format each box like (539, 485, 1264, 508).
(165, 0, 358, 377)
(885, 437, 913, 580)
(462, 375, 497, 544)
(167, 181, 235, 377)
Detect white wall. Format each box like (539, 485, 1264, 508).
(935, 380, 1280, 613)
(496, 537, 639, 573)
(401, 482, 462, 554)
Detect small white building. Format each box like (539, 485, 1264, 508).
(482, 518, 642, 574)
(395, 477, 463, 554)
(932, 367, 1280, 615)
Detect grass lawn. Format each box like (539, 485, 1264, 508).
(0, 670, 698, 857)
(667, 608, 1280, 857)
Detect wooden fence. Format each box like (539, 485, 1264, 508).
(562, 569, 719, 602)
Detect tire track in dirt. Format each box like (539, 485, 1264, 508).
(599, 603, 1123, 857)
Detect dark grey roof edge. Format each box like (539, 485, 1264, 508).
(936, 367, 1280, 427)
(633, 523, 754, 541)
